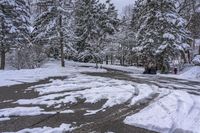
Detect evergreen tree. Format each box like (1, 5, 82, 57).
(74, 0, 100, 62)
(0, 0, 30, 70)
(132, 0, 191, 70)
(74, 0, 119, 64)
(33, 0, 74, 67)
(177, 0, 196, 20)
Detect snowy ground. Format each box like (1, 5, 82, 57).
(158, 66, 200, 82)
(124, 90, 200, 133)
(80, 61, 200, 81)
(0, 60, 200, 133)
(13, 124, 73, 133)
(0, 60, 107, 87)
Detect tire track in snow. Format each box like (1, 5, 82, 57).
(72, 93, 159, 133)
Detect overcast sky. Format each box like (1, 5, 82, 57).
(100, 0, 135, 14)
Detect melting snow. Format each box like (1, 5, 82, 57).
(16, 75, 137, 109)
(0, 107, 55, 118)
(14, 123, 73, 133)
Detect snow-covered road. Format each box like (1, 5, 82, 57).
(84, 70, 200, 133)
(0, 61, 200, 133)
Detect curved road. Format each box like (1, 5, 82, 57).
(0, 68, 199, 133)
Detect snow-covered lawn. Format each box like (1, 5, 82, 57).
(0, 60, 145, 88)
(0, 60, 107, 87)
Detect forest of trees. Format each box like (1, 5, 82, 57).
(1, 0, 200, 73)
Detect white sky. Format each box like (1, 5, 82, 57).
(100, 0, 136, 14)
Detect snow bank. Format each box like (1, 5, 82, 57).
(124, 90, 200, 133)
(179, 66, 200, 80)
(192, 55, 200, 65)
(130, 84, 156, 105)
(160, 66, 200, 81)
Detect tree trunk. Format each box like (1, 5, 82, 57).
(199, 46, 200, 55)
(106, 55, 108, 65)
(0, 50, 5, 70)
(1, 6, 6, 70)
(111, 54, 113, 65)
(59, 15, 65, 67)
(187, 50, 191, 64)
(181, 51, 187, 63)
(183, 54, 187, 63)
(122, 55, 125, 66)
(136, 57, 139, 66)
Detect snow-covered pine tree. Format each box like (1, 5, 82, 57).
(33, 0, 74, 67)
(131, 0, 146, 32)
(132, 0, 191, 71)
(177, 0, 196, 20)
(92, 0, 119, 65)
(99, 0, 119, 37)
(0, 0, 31, 70)
(74, 0, 99, 62)
(74, 0, 119, 64)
